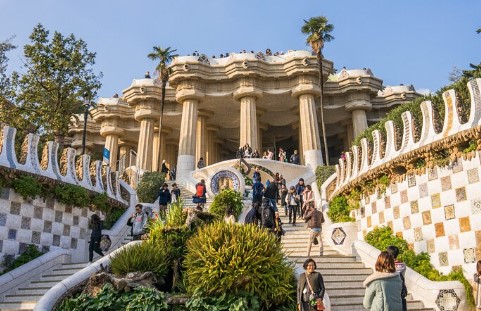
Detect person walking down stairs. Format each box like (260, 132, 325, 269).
(304, 204, 325, 257)
(88, 214, 104, 263)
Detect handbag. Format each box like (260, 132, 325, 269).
(306, 274, 325, 311)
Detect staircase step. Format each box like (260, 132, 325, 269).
(15, 287, 52, 295)
(3, 294, 43, 303)
(0, 301, 36, 310)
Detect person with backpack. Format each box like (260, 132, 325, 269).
(158, 183, 172, 217)
(129, 204, 148, 241)
(252, 177, 264, 205)
(88, 214, 104, 263)
(285, 185, 299, 226)
(386, 245, 407, 311)
(244, 202, 260, 225)
(304, 204, 325, 257)
(193, 179, 207, 211)
(295, 178, 306, 219)
(260, 198, 274, 230)
(252, 167, 261, 182)
(263, 178, 278, 212)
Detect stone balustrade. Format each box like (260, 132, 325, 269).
(332, 78, 481, 198)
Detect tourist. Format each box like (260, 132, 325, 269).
(130, 204, 148, 241)
(278, 147, 286, 162)
(267, 149, 274, 160)
(290, 149, 300, 165)
(171, 183, 181, 203)
(262, 151, 268, 159)
(280, 183, 288, 216)
(236, 146, 244, 159)
(88, 214, 104, 263)
(193, 179, 207, 211)
(197, 157, 205, 169)
(252, 148, 260, 158)
(285, 186, 299, 225)
(297, 258, 325, 311)
(363, 251, 402, 310)
(144, 71, 151, 78)
(272, 211, 284, 242)
(244, 202, 260, 225)
(243, 143, 252, 158)
(224, 207, 236, 224)
(295, 178, 306, 218)
(252, 177, 264, 205)
(302, 185, 314, 217)
(474, 260, 481, 310)
(265, 48, 272, 56)
(304, 204, 324, 257)
(263, 178, 278, 212)
(386, 245, 408, 311)
(161, 159, 169, 175)
(252, 166, 261, 182)
(158, 183, 171, 216)
(169, 165, 176, 181)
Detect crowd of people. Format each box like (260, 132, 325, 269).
(235, 144, 301, 165)
(189, 48, 290, 59)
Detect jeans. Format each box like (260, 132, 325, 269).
(267, 198, 277, 212)
(307, 228, 323, 256)
(288, 205, 297, 224)
(89, 236, 104, 262)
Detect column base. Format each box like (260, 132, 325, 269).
(176, 154, 195, 181)
(303, 149, 324, 168)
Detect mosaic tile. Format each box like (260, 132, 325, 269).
(438, 252, 449, 266)
(21, 216, 31, 230)
(393, 206, 400, 219)
(43, 220, 52, 233)
(55, 211, 63, 222)
(441, 176, 452, 191)
(376, 191, 382, 200)
(71, 238, 78, 249)
(63, 224, 70, 236)
(400, 190, 408, 204)
(435, 222, 445, 237)
(65, 205, 72, 213)
(435, 289, 460, 311)
(387, 221, 393, 231)
(396, 231, 403, 238)
(422, 211, 432, 225)
(31, 231, 41, 244)
(19, 242, 28, 254)
(427, 239, 435, 253)
(45, 197, 54, 209)
(73, 215, 79, 226)
(34, 206, 43, 219)
(53, 235, 60, 246)
(80, 228, 87, 239)
(364, 195, 370, 204)
(371, 202, 377, 214)
(472, 200, 481, 214)
(0, 213, 6, 226)
(467, 168, 480, 183)
(464, 248, 476, 263)
(428, 167, 438, 180)
(444, 204, 455, 220)
(10, 202, 21, 215)
(0, 188, 9, 200)
(455, 187, 467, 202)
(408, 243, 415, 250)
(459, 217, 471, 232)
(367, 216, 372, 228)
(0, 240, 3, 253)
(476, 230, 481, 260)
(41, 245, 50, 253)
(403, 216, 411, 229)
(81, 208, 88, 217)
(379, 211, 385, 224)
(419, 183, 428, 198)
(452, 159, 463, 173)
(8, 229, 17, 240)
(384, 196, 391, 209)
(431, 194, 441, 209)
(410, 201, 419, 214)
(414, 227, 423, 241)
(391, 183, 398, 194)
(331, 227, 347, 245)
(448, 234, 459, 250)
(407, 174, 416, 187)
(360, 206, 365, 217)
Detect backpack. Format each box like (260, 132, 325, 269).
(195, 183, 205, 197)
(100, 235, 111, 252)
(253, 182, 263, 197)
(261, 203, 274, 228)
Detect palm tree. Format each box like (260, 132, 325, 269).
(147, 46, 178, 172)
(301, 16, 334, 165)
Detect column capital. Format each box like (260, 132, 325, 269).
(198, 109, 213, 118)
(100, 118, 125, 137)
(233, 86, 263, 101)
(291, 83, 321, 98)
(176, 88, 204, 103)
(133, 100, 160, 122)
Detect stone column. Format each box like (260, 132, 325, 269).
(152, 131, 160, 172)
(119, 145, 131, 170)
(137, 118, 155, 171)
(176, 86, 204, 180)
(104, 134, 119, 170)
(345, 93, 372, 139)
(292, 84, 323, 168)
(206, 126, 218, 165)
(195, 111, 210, 165)
(234, 83, 262, 151)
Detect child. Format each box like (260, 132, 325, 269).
(474, 260, 481, 310)
(171, 183, 181, 203)
(386, 245, 407, 311)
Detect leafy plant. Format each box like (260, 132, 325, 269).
(316, 165, 336, 190)
(136, 172, 165, 203)
(327, 195, 355, 222)
(12, 175, 42, 199)
(184, 222, 296, 308)
(54, 184, 90, 207)
(110, 242, 170, 281)
(186, 289, 261, 311)
(208, 189, 244, 219)
(1, 244, 43, 274)
(91, 192, 109, 212)
(103, 207, 125, 230)
(463, 140, 478, 153)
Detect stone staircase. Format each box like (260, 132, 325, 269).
(165, 181, 212, 210)
(279, 214, 434, 311)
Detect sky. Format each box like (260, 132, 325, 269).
(1, 0, 480, 99)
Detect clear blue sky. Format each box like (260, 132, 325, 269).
(1, 0, 480, 98)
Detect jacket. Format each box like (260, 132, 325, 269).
(158, 189, 171, 205)
(304, 208, 323, 229)
(131, 212, 147, 236)
(363, 271, 403, 310)
(297, 272, 325, 305)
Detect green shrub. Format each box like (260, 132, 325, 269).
(110, 242, 170, 281)
(184, 222, 296, 308)
(136, 172, 165, 203)
(328, 195, 355, 223)
(103, 207, 125, 230)
(366, 226, 475, 308)
(1, 244, 43, 273)
(56, 283, 168, 311)
(54, 184, 90, 207)
(91, 192, 109, 212)
(12, 175, 42, 199)
(186, 290, 261, 311)
(316, 165, 336, 190)
(209, 189, 244, 219)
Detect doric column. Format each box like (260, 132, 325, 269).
(345, 93, 372, 139)
(119, 145, 132, 170)
(166, 140, 178, 169)
(292, 83, 323, 168)
(195, 111, 210, 165)
(137, 117, 155, 171)
(206, 125, 219, 165)
(234, 80, 262, 151)
(99, 118, 124, 171)
(176, 85, 204, 180)
(152, 131, 160, 172)
(258, 122, 268, 156)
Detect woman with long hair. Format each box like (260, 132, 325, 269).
(88, 214, 104, 263)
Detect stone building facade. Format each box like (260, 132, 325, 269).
(68, 50, 419, 179)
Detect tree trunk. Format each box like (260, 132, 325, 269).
(317, 51, 329, 165)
